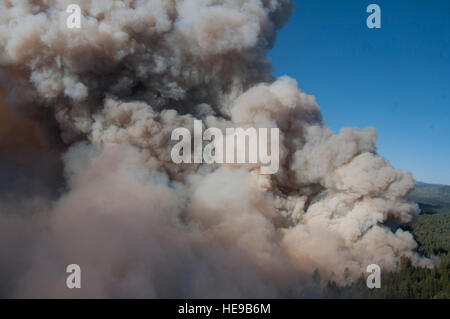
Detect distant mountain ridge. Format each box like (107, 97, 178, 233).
(407, 182, 450, 208)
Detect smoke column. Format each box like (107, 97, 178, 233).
(0, 0, 433, 297)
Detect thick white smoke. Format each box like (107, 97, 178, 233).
(0, 0, 433, 298)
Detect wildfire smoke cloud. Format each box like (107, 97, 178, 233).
(0, 0, 433, 298)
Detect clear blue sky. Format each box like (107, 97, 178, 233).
(269, 0, 450, 185)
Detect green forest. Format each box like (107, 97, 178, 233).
(324, 183, 450, 299)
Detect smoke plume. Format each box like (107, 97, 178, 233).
(0, 0, 433, 298)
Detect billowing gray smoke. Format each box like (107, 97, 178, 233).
(0, 0, 433, 298)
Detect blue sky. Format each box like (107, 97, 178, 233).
(269, 0, 450, 185)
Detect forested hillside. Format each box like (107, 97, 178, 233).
(325, 182, 450, 298)
(407, 182, 450, 207)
